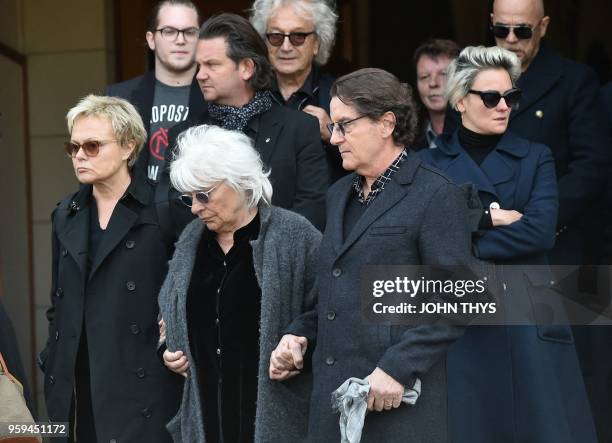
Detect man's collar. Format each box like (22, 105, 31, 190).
(271, 64, 319, 100)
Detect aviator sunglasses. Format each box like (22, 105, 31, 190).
(179, 185, 219, 207)
(265, 31, 315, 47)
(468, 88, 522, 109)
(64, 139, 117, 158)
(490, 24, 535, 40)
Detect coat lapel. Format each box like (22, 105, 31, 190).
(328, 177, 354, 255)
(336, 152, 419, 258)
(56, 187, 92, 277)
(436, 133, 501, 199)
(88, 202, 139, 281)
(511, 45, 561, 121)
(255, 108, 283, 164)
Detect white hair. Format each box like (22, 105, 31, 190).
(250, 0, 338, 65)
(170, 125, 273, 209)
(445, 46, 522, 110)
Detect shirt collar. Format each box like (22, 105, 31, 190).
(352, 149, 408, 205)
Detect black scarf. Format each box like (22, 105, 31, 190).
(208, 91, 273, 131)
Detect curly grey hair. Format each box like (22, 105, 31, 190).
(250, 0, 338, 65)
(445, 46, 522, 111)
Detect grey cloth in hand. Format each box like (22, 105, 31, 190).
(331, 377, 422, 443)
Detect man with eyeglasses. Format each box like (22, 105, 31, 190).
(270, 68, 478, 442)
(163, 13, 328, 234)
(491, 0, 612, 439)
(106, 0, 205, 183)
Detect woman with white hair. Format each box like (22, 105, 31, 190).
(158, 124, 320, 443)
(250, 0, 347, 183)
(420, 46, 597, 442)
(39, 95, 182, 442)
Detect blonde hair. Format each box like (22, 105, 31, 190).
(445, 46, 521, 111)
(66, 95, 147, 169)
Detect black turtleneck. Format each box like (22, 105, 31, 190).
(458, 123, 502, 166)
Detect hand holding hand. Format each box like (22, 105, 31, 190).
(366, 367, 404, 412)
(269, 334, 308, 381)
(163, 349, 189, 378)
(303, 105, 332, 142)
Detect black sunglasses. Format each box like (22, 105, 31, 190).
(468, 88, 522, 109)
(64, 139, 117, 158)
(490, 24, 534, 40)
(265, 31, 315, 47)
(179, 185, 218, 207)
(326, 115, 367, 136)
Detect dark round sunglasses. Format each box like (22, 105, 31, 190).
(64, 139, 117, 158)
(468, 88, 522, 109)
(490, 24, 534, 40)
(179, 185, 218, 207)
(265, 31, 315, 47)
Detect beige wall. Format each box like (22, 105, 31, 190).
(0, 0, 115, 416)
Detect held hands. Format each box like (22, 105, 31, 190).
(366, 367, 404, 412)
(303, 105, 332, 143)
(269, 334, 308, 381)
(163, 349, 189, 378)
(158, 318, 166, 344)
(491, 208, 523, 226)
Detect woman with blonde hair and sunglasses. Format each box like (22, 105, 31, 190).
(420, 46, 596, 443)
(39, 95, 181, 443)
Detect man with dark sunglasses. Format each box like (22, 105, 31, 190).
(492, 0, 612, 439)
(105, 0, 206, 183)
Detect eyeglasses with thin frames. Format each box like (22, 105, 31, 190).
(326, 115, 367, 137)
(179, 185, 219, 207)
(64, 140, 118, 158)
(265, 31, 315, 47)
(155, 27, 199, 42)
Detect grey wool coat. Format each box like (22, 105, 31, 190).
(158, 204, 321, 443)
(286, 150, 480, 443)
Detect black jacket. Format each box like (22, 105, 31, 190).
(164, 103, 329, 234)
(105, 71, 206, 178)
(507, 45, 611, 265)
(39, 176, 182, 443)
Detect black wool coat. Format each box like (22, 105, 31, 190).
(507, 45, 611, 265)
(38, 177, 182, 443)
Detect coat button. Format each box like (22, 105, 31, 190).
(55, 331, 59, 341)
(55, 288, 64, 298)
(327, 311, 336, 320)
(130, 324, 140, 335)
(332, 268, 342, 277)
(125, 240, 135, 249)
(61, 249, 68, 257)
(126, 281, 136, 291)
(216, 348, 221, 356)
(110, 439, 117, 443)
(136, 368, 146, 379)
(49, 375, 55, 384)
(141, 408, 152, 419)
(325, 356, 335, 366)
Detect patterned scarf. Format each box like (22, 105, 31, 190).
(207, 91, 273, 131)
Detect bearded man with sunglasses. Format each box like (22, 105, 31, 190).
(492, 2, 612, 437)
(106, 0, 205, 183)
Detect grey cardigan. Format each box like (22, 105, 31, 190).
(158, 205, 321, 443)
